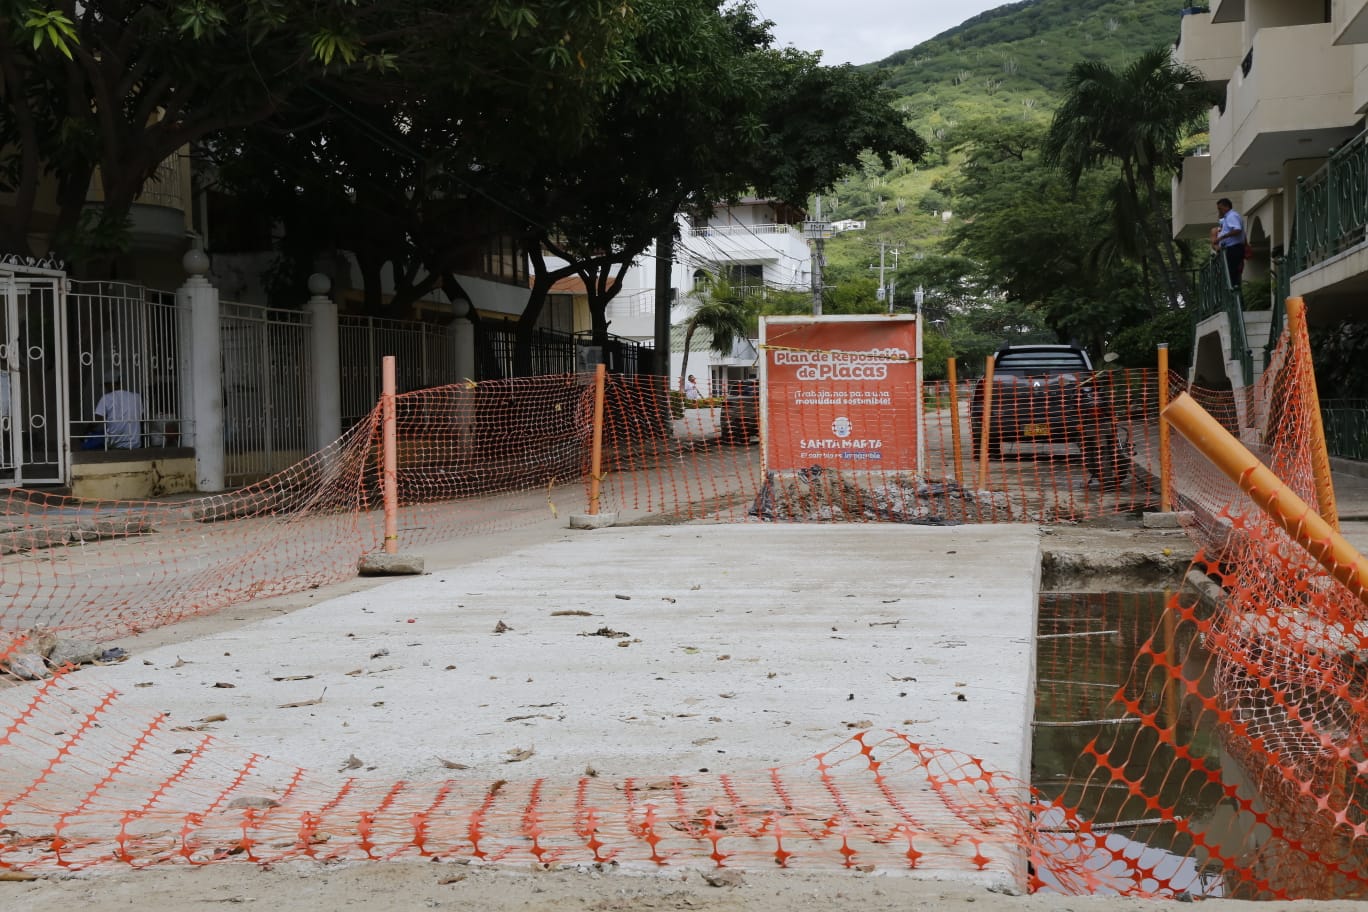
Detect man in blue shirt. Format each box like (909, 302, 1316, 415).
(1216, 197, 1246, 288)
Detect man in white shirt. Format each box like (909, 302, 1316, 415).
(91, 376, 143, 449)
(1216, 198, 1246, 288)
(684, 374, 702, 400)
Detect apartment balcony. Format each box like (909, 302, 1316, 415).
(86, 150, 193, 252)
(1175, 9, 1242, 85)
(1335, 0, 1368, 45)
(1210, 23, 1358, 192)
(1287, 129, 1368, 320)
(1172, 154, 1222, 239)
(1210, 0, 1244, 24)
(684, 223, 806, 263)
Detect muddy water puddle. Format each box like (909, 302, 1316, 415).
(1032, 590, 1265, 898)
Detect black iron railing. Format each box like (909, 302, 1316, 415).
(1195, 253, 1253, 387)
(1322, 399, 1368, 460)
(1294, 132, 1368, 271)
(475, 323, 652, 379)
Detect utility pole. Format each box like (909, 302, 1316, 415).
(889, 246, 900, 315)
(870, 239, 902, 314)
(803, 198, 832, 317)
(654, 231, 673, 380)
(871, 239, 900, 315)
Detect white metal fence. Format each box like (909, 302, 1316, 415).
(339, 315, 454, 427)
(2, 266, 466, 489)
(221, 301, 315, 486)
(67, 281, 181, 452)
(0, 260, 68, 485)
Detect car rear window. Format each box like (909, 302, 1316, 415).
(994, 350, 1090, 375)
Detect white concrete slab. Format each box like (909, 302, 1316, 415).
(78, 525, 1038, 779)
(42, 524, 1042, 881)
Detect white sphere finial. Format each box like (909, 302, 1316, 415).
(307, 273, 332, 297)
(182, 247, 210, 277)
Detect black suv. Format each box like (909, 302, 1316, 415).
(970, 344, 1093, 459)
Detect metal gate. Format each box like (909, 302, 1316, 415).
(221, 301, 314, 486)
(0, 257, 68, 487)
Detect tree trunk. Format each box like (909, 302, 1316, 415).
(1122, 163, 1184, 311)
(356, 253, 386, 316)
(86, 169, 147, 278)
(49, 164, 97, 272)
(678, 321, 698, 393)
(0, 53, 40, 257)
(581, 258, 631, 348)
(515, 276, 553, 378)
(1144, 173, 1193, 309)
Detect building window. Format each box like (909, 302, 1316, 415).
(724, 264, 764, 296)
(482, 233, 528, 286)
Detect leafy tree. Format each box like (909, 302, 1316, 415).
(1042, 47, 1218, 311)
(947, 118, 1152, 357)
(921, 329, 955, 381)
(677, 280, 750, 393)
(0, 1, 638, 269)
(750, 288, 814, 334)
(1108, 309, 1193, 371)
(823, 277, 882, 314)
(501, 1, 926, 374)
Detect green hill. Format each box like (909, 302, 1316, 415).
(819, 0, 1180, 278)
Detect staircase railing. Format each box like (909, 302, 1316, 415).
(1196, 252, 1253, 386)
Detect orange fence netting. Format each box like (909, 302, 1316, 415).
(2, 320, 1367, 898)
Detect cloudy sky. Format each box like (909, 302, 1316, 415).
(751, 1, 1014, 66)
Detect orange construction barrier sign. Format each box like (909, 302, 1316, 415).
(760, 315, 921, 473)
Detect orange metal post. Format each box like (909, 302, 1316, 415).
(1163, 595, 1179, 731)
(1158, 344, 1172, 512)
(1286, 297, 1339, 531)
(382, 355, 398, 554)
(947, 358, 965, 483)
(1164, 392, 1368, 608)
(976, 355, 996, 492)
(588, 363, 607, 516)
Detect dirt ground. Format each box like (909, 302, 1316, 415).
(9, 859, 1368, 911)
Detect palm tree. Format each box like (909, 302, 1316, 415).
(677, 278, 751, 394)
(1043, 48, 1220, 311)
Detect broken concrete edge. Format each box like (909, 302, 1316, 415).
(1141, 511, 1193, 530)
(568, 512, 618, 530)
(357, 551, 426, 576)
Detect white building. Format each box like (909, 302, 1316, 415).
(604, 198, 814, 396)
(831, 219, 867, 233)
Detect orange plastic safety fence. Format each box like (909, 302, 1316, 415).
(598, 370, 1165, 526)
(0, 674, 1043, 877)
(0, 376, 595, 659)
(1042, 315, 1368, 899)
(2, 323, 1364, 897)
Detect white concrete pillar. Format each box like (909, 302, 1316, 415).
(177, 247, 224, 491)
(450, 298, 475, 383)
(305, 274, 341, 450)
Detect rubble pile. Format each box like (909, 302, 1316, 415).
(749, 467, 1011, 524)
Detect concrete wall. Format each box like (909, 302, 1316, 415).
(1353, 42, 1368, 111)
(1176, 11, 1242, 82)
(1336, 0, 1368, 44)
(71, 455, 196, 500)
(1212, 23, 1356, 191)
(1173, 155, 1220, 239)
(1245, 0, 1328, 36)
